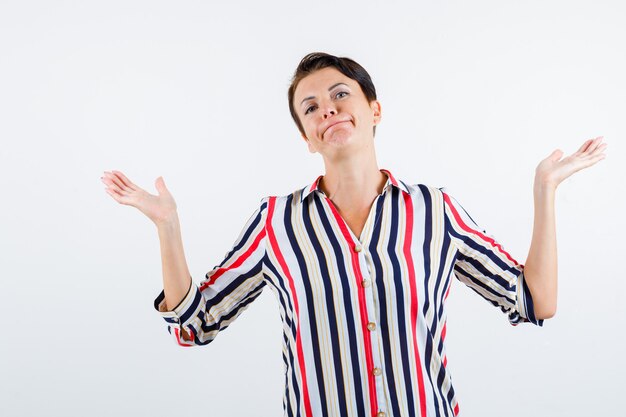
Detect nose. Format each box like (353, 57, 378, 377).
(320, 100, 337, 119)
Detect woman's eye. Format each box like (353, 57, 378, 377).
(304, 92, 347, 115)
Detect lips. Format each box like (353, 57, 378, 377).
(322, 119, 351, 136)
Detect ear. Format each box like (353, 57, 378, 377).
(301, 133, 317, 154)
(370, 100, 382, 125)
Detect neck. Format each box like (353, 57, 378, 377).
(319, 150, 387, 208)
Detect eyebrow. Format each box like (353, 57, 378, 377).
(300, 82, 349, 107)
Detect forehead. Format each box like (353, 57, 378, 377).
(294, 67, 356, 102)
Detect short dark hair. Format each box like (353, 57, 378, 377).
(288, 52, 378, 137)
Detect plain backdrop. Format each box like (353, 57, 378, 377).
(1, 1, 624, 416)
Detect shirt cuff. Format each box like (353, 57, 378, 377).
(153, 279, 204, 330)
(510, 270, 545, 327)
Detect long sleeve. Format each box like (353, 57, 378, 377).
(153, 197, 270, 346)
(440, 187, 544, 327)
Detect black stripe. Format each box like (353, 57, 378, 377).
(195, 260, 264, 331)
(264, 256, 295, 332)
(193, 282, 265, 345)
(448, 226, 519, 277)
(418, 184, 445, 417)
(453, 255, 516, 306)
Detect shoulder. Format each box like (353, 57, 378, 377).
(403, 181, 444, 194)
(401, 180, 448, 201)
(258, 185, 308, 207)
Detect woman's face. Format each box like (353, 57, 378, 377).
(293, 67, 381, 159)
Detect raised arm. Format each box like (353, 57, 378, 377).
(523, 136, 607, 319)
(101, 171, 191, 314)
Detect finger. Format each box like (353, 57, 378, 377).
(101, 176, 128, 195)
(578, 136, 602, 155)
(586, 143, 608, 157)
(549, 149, 564, 161)
(567, 158, 597, 174)
(576, 139, 594, 154)
(579, 153, 607, 169)
(111, 170, 137, 190)
(583, 136, 604, 154)
(103, 171, 129, 191)
(155, 176, 170, 195)
(104, 171, 127, 190)
(583, 141, 607, 158)
(104, 187, 126, 202)
(106, 186, 135, 206)
(585, 153, 607, 167)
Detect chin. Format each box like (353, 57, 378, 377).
(323, 128, 356, 145)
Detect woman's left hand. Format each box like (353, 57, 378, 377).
(534, 136, 607, 189)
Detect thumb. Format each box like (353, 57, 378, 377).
(155, 176, 168, 195)
(549, 149, 564, 161)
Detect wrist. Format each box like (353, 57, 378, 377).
(534, 175, 557, 192)
(155, 212, 180, 230)
(533, 181, 557, 202)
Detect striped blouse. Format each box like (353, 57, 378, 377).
(154, 168, 543, 417)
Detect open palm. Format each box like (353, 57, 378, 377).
(101, 170, 178, 225)
(535, 136, 608, 188)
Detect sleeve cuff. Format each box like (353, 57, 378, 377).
(509, 270, 545, 327)
(153, 279, 204, 329)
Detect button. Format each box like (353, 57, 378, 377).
(361, 278, 371, 287)
(354, 244, 362, 252)
(367, 322, 376, 331)
(372, 367, 382, 376)
(377, 412, 386, 417)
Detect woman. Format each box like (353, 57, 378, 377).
(101, 52, 607, 417)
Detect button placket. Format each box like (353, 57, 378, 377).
(355, 245, 384, 389)
(358, 246, 388, 412)
(359, 252, 378, 341)
(356, 243, 370, 283)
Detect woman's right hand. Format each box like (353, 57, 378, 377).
(101, 170, 178, 226)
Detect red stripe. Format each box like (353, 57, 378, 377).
(266, 197, 314, 417)
(454, 403, 460, 415)
(442, 192, 521, 266)
(310, 175, 323, 192)
(174, 328, 194, 347)
(200, 228, 267, 291)
(403, 192, 428, 417)
(380, 168, 398, 186)
(325, 197, 379, 417)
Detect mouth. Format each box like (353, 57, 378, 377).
(323, 119, 351, 136)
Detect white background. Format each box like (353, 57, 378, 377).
(1, 1, 624, 416)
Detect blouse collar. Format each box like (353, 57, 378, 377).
(300, 168, 410, 202)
